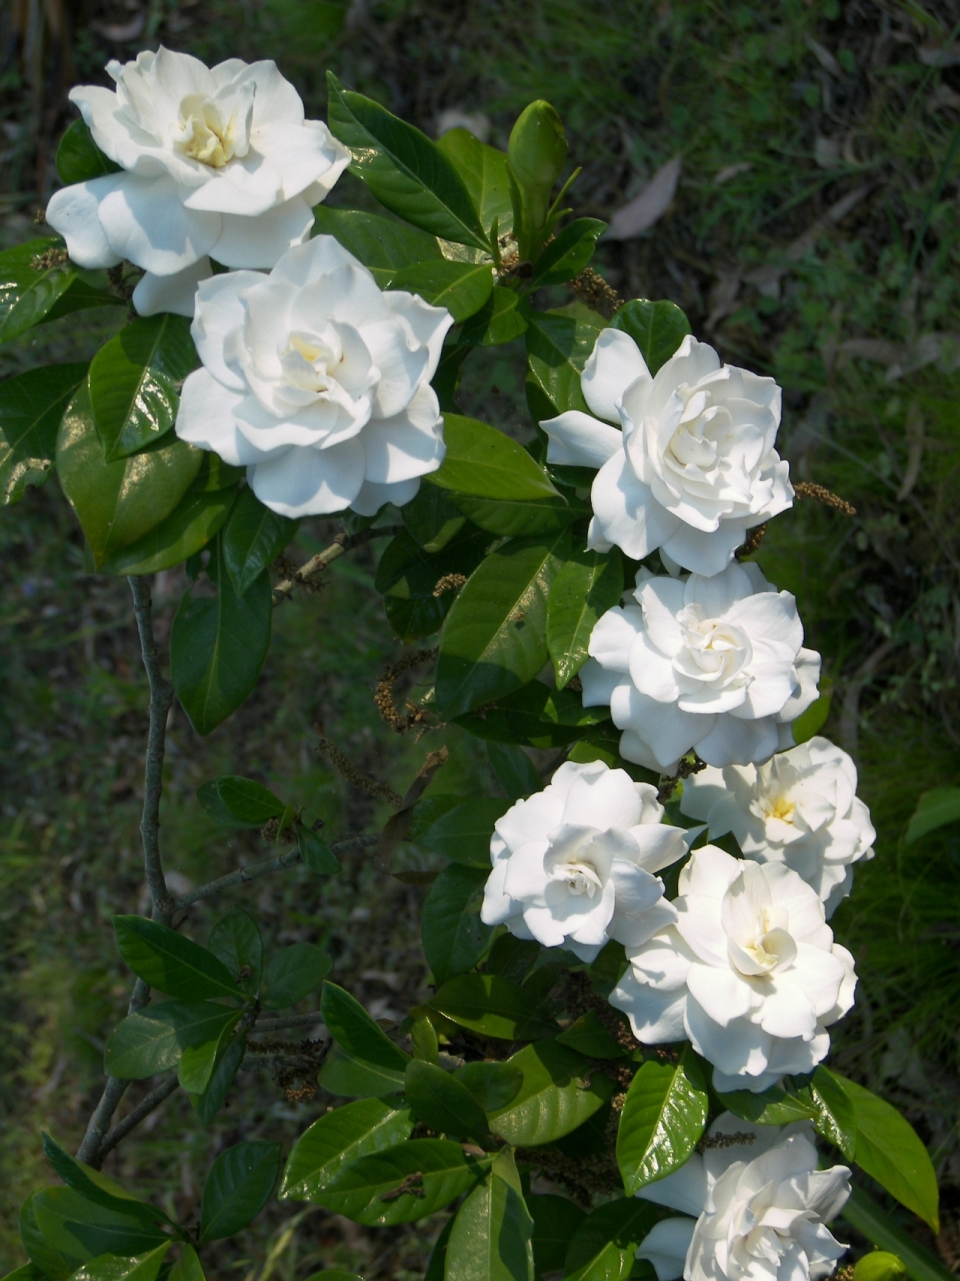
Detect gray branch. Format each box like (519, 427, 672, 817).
(97, 1076, 180, 1160)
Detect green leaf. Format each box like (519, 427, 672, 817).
(56, 382, 203, 567)
(178, 1034, 225, 1094)
(170, 537, 272, 736)
(429, 414, 560, 501)
(32, 1188, 167, 1262)
(261, 943, 332, 1009)
(459, 287, 528, 346)
(450, 490, 581, 538)
(0, 238, 79, 342)
(317, 1046, 407, 1098)
(485, 935, 541, 985)
(616, 1052, 708, 1194)
(196, 780, 260, 829)
(321, 982, 410, 1071)
(88, 315, 198, 461)
(531, 220, 606, 288)
(446, 1148, 535, 1281)
(220, 485, 298, 597)
(610, 300, 691, 376)
(436, 529, 569, 718)
(489, 743, 542, 798)
(904, 786, 960, 844)
(375, 524, 494, 642)
(21, 1190, 78, 1280)
(312, 1138, 492, 1225)
(191, 1031, 246, 1124)
(2, 1265, 45, 1281)
(400, 482, 467, 551)
(215, 776, 286, 824)
(438, 129, 514, 238)
(412, 1014, 440, 1063)
(281, 1096, 413, 1201)
(104, 1001, 241, 1080)
(525, 303, 606, 420)
(405, 1059, 490, 1139)
(40, 1136, 174, 1231)
(0, 361, 87, 505)
(113, 915, 241, 1002)
(421, 864, 494, 985)
(430, 974, 559, 1041)
(327, 75, 488, 250)
(840, 1186, 955, 1281)
(413, 797, 512, 867)
(455, 1061, 524, 1113)
(425, 1217, 455, 1281)
(199, 1141, 282, 1242)
(488, 1040, 614, 1146)
(556, 1011, 627, 1059)
(167, 1245, 204, 1281)
(302, 1273, 364, 1281)
(312, 206, 444, 275)
(66, 1243, 172, 1281)
(299, 824, 341, 875)
(384, 260, 493, 322)
(55, 119, 121, 184)
(802, 1065, 858, 1159)
(562, 1198, 661, 1281)
(208, 910, 262, 995)
(92, 482, 236, 577)
(716, 1083, 818, 1126)
(529, 1194, 587, 1276)
(790, 677, 833, 745)
(454, 680, 610, 749)
(42, 275, 125, 325)
(547, 547, 623, 688)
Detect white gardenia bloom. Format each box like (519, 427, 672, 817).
(680, 737, 876, 917)
(174, 235, 454, 518)
(636, 1113, 850, 1281)
(540, 329, 793, 576)
(480, 760, 691, 962)
(46, 48, 350, 316)
(581, 562, 820, 773)
(610, 845, 856, 1092)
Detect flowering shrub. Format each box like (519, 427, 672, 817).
(0, 50, 945, 1281)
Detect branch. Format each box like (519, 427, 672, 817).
(97, 1077, 180, 1161)
(273, 525, 398, 603)
(255, 1012, 325, 1033)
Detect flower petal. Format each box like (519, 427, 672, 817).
(248, 437, 366, 516)
(211, 195, 314, 268)
(98, 172, 221, 274)
(589, 450, 681, 560)
(133, 258, 213, 317)
(45, 175, 126, 269)
(175, 368, 257, 466)
(582, 327, 652, 422)
(190, 269, 264, 387)
(542, 409, 623, 468)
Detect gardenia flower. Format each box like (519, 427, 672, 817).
(636, 1113, 850, 1281)
(610, 845, 856, 1092)
(680, 737, 875, 917)
(46, 48, 349, 317)
(174, 235, 454, 518)
(581, 562, 820, 772)
(480, 760, 691, 962)
(540, 329, 793, 576)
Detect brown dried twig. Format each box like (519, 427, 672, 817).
(570, 267, 623, 319)
(374, 647, 438, 734)
(793, 481, 857, 516)
(315, 729, 404, 809)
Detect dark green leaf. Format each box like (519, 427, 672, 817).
(716, 1083, 818, 1126)
(56, 119, 121, 184)
(438, 129, 514, 238)
(317, 1046, 407, 1098)
(489, 743, 542, 798)
(405, 1059, 490, 1138)
(412, 1014, 440, 1063)
(422, 864, 494, 985)
(167, 1245, 204, 1281)
(840, 1186, 955, 1281)
(196, 780, 260, 829)
(459, 287, 528, 346)
(529, 1194, 587, 1276)
(610, 300, 691, 376)
(104, 1001, 240, 1079)
(40, 1135, 174, 1230)
(488, 1040, 614, 1146)
(299, 824, 341, 874)
(66, 1243, 171, 1281)
(261, 943, 332, 1009)
(178, 1032, 226, 1096)
(803, 1065, 857, 1158)
(312, 206, 444, 276)
(447, 1148, 535, 1281)
(790, 678, 833, 745)
(430, 974, 559, 1041)
(450, 490, 582, 538)
(525, 303, 606, 420)
(3, 1265, 47, 1281)
(20, 1190, 78, 1280)
(208, 910, 262, 995)
(220, 485, 298, 597)
(321, 982, 410, 1071)
(281, 1096, 413, 1201)
(0, 238, 78, 343)
(553, 1100, 614, 1159)
(531, 219, 606, 288)
(192, 452, 245, 492)
(88, 314, 198, 460)
(414, 797, 511, 867)
(32, 1188, 168, 1262)
(547, 547, 623, 688)
(455, 1061, 524, 1113)
(92, 482, 236, 576)
(113, 915, 240, 1002)
(56, 382, 203, 568)
(905, 787, 960, 844)
(563, 1198, 661, 1281)
(429, 414, 560, 501)
(215, 776, 286, 824)
(436, 530, 569, 718)
(191, 1031, 246, 1123)
(303, 1273, 364, 1281)
(312, 1138, 492, 1225)
(384, 260, 493, 322)
(41, 274, 125, 324)
(454, 680, 610, 749)
(556, 1011, 628, 1059)
(375, 524, 494, 642)
(485, 935, 541, 985)
(616, 1051, 708, 1195)
(199, 1141, 282, 1242)
(401, 482, 467, 551)
(425, 1217, 455, 1281)
(170, 537, 272, 736)
(0, 362, 87, 505)
(327, 75, 488, 250)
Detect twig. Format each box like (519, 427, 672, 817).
(374, 648, 437, 734)
(97, 1077, 180, 1160)
(315, 733, 404, 809)
(255, 1013, 325, 1033)
(793, 480, 857, 516)
(272, 525, 398, 603)
(376, 747, 450, 867)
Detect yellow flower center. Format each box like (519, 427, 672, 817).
(175, 93, 241, 168)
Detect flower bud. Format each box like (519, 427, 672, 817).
(507, 101, 567, 227)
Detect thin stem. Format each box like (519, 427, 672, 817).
(273, 525, 398, 604)
(97, 1077, 180, 1161)
(254, 1013, 325, 1033)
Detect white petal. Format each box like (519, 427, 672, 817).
(98, 173, 221, 274)
(582, 327, 652, 422)
(182, 153, 284, 214)
(580, 660, 625, 709)
(660, 518, 743, 577)
(252, 120, 351, 200)
(590, 450, 681, 560)
(588, 604, 645, 672)
(190, 269, 264, 389)
(542, 410, 623, 468)
(695, 714, 780, 769)
(45, 175, 125, 269)
(248, 438, 366, 517)
(133, 258, 213, 317)
(175, 368, 255, 466)
(638, 1156, 707, 1217)
(240, 59, 305, 126)
(211, 195, 314, 268)
(636, 1218, 697, 1281)
(351, 476, 420, 516)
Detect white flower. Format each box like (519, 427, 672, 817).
(174, 235, 454, 518)
(610, 845, 856, 1092)
(636, 1113, 850, 1281)
(480, 760, 690, 962)
(680, 738, 875, 917)
(46, 48, 349, 316)
(581, 562, 821, 773)
(540, 329, 793, 577)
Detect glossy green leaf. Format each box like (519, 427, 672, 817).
(425, 1217, 454, 1281)
(0, 361, 87, 505)
(220, 485, 298, 597)
(717, 1083, 818, 1126)
(299, 824, 341, 874)
(40, 1136, 174, 1232)
(92, 482, 236, 576)
(55, 119, 121, 184)
(421, 864, 494, 985)
(375, 524, 494, 642)
(261, 943, 332, 1009)
(430, 974, 558, 1041)
(199, 1141, 282, 1242)
(450, 490, 581, 538)
(167, 1245, 204, 1281)
(610, 299, 691, 376)
(803, 1065, 857, 1158)
(313, 1138, 492, 1225)
(547, 547, 623, 688)
(488, 1040, 614, 1146)
(455, 1061, 524, 1113)
(196, 780, 259, 829)
(459, 287, 528, 346)
(42, 275, 125, 325)
(170, 537, 272, 736)
(454, 679, 610, 749)
(414, 797, 512, 867)
(447, 1148, 535, 1281)
(531, 219, 606, 288)
(215, 776, 286, 824)
(317, 1046, 407, 1098)
(32, 1188, 168, 1262)
(2, 1265, 45, 1281)
(556, 1011, 628, 1059)
(790, 677, 833, 745)
(488, 743, 542, 798)
(412, 1013, 440, 1063)
(88, 314, 198, 461)
(405, 1059, 490, 1138)
(327, 75, 488, 250)
(438, 129, 514, 238)
(436, 529, 569, 718)
(56, 382, 203, 567)
(616, 1052, 708, 1194)
(66, 1242, 172, 1281)
(281, 1096, 413, 1201)
(113, 915, 240, 1002)
(208, 910, 262, 995)
(104, 1001, 241, 1080)
(525, 303, 606, 420)
(905, 786, 960, 844)
(383, 260, 493, 321)
(190, 1031, 246, 1124)
(400, 482, 467, 551)
(529, 1194, 587, 1275)
(20, 1190, 78, 1280)
(429, 414, 560, 501)
(179, 1035, 226, 1095)
(321, 982, 410, 1071)
(485, 935, 541, 985)
(562, 1198, 661, 1281)
(0, 238, 79, 342)
(313, 206, 444, 276)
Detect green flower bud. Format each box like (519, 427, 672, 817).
(508, 100, 567, 228)
(854, 1254, 907, 1281)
